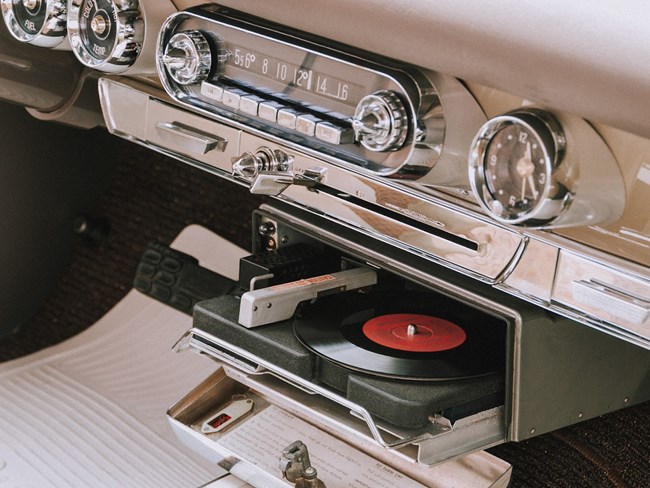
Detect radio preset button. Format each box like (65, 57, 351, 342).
(240, 95, 265, 116)
(296, 114, 321, 137)
(315, 122, 354, 145)
(222, 88, 247, 109)
(258, 101, 284, 122)
(277, 109, 299, 129)
(200, 82, 224, 102)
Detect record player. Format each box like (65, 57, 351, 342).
(159, 201, 650, 481)
(88, 3, 650, 485)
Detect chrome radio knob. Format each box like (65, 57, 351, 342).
(1, 0, 67, 47)
(161, 30, 212, 85)
(352, 90, 410, 152)
(67, 0, 143, 73)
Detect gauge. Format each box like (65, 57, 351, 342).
(469, 109, 568, 226)
(67, 0, 142, 73)
(1, 0, 67, 47)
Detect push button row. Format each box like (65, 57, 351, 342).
(199, 81, 354, 145)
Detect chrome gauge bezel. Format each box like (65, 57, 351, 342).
(469, 109, 569, 227)
(67, 0, 142, 73)
(1, 0, 67, 47)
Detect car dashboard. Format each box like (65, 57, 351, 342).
(0, 1, 649, 487)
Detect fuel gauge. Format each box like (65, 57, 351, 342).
(1, 0, 67, 47)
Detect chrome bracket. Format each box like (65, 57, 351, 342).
(279, 441, 326, 488)
(232, 147, 326, 196)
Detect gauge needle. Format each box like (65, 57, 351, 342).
(521, 174, 527, 201)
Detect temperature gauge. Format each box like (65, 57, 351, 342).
(67, 0, 142, 72)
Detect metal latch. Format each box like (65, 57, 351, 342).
(279, 440, 326, 488)
(232, 147, 326, 196)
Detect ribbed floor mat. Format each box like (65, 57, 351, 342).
(0, 226, 246, 487)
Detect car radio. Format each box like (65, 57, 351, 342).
(155, 4, 484, 184)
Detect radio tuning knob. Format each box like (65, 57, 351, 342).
(161, 30, 212, 85)
(352, 90, 410, 152)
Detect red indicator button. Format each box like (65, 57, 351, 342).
(208, 413, 232, 429)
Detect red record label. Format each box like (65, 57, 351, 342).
(362, 314, 466, 352)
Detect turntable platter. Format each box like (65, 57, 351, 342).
(293, 291, 506, 380)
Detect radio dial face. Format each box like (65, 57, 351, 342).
(469, 109, 567, 226)
(1, 0, 67, 47)
(162, 30, 212, 86)
(352, 91, 410, 152)
(67, 0, 142, 73)
(156, 7, 456, 178)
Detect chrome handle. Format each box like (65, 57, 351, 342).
(232, 147, 326, 196)
(572, 279, 650, 325)
(248, 168, 326, 196)
(154, 121, 227, 155)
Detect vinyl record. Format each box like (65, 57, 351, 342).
(293, 290, 505, 380)
(362, 313, 467, 352)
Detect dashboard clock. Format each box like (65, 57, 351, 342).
(469, 108, 625, 228)
(469, 109, 566, 226)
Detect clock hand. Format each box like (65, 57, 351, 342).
(527, 174, 539, 199)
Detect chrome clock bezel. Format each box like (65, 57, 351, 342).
(469, 109, 569, 227)
(67, 0, 142, 73)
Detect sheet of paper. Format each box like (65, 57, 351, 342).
(219, 405, 426, 488)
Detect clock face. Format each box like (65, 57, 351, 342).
(483, 123, 550, 218)
(469, 110, 564, 226)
